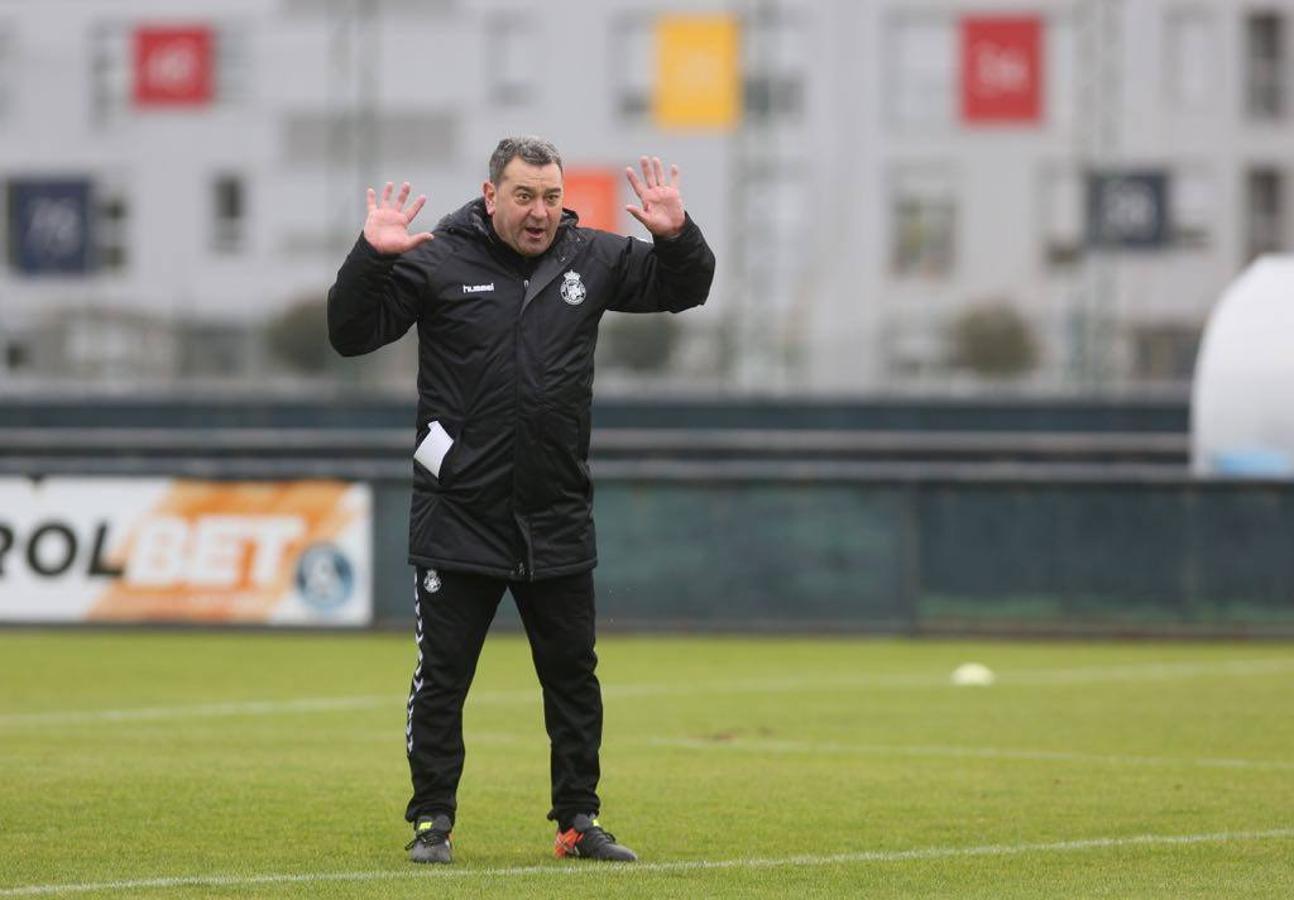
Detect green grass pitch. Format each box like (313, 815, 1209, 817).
(1, 630, 1292, 898)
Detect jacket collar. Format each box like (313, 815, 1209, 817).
(438, 198, 583, 310)
(436, 197, 579, 243)
(524, 226, 584, 311)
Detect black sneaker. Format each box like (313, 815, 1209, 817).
(553, 813, 637, 861)
(405, 813, 453, 864)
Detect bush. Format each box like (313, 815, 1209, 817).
(598, 314, 680, 372)
(948, 303, 1039, 378)
(266, 296, 331, 373)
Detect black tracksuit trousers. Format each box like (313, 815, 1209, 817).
(404, 566, 601, 827)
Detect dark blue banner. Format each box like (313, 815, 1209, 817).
(8, 179, 93, 275)
(1086, 171, 1170, 250)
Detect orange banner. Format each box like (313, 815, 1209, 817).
(563, 168, 622, 234)
(654, 14, 741, 131)
(0, 478, 370, 626)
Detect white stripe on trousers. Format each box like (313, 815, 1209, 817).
(405, 571, 423, 755)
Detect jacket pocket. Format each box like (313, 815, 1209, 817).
(540, 410, 591, 499)
(415, 420, 463, 487)
(414, 420, 454, 478)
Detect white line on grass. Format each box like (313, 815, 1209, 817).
(3, 656, 1292, 729)
(640, 735, 1294, 772)
(0, 695, 398, 726)
(1002, 657, 1294, 685)
(1, 828, 1291, 896)
(456, 731, 1294, 773)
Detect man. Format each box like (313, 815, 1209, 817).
(327, 137, 715, 864)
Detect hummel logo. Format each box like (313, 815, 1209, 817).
(462, 283, 494, 294)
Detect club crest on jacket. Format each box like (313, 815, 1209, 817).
(560, 270, 587, 306)
(423, 569, 441, 594)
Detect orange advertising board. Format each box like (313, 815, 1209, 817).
(0, 479, 371, 625)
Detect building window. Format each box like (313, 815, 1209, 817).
(1132, 323, 1200, 381)
(0, 25, 13, 121)
(743, 8, 806, 122)
(485, 13, 535, 107)
(610, 14, 652, 119)
(1246, 12, 1287, 120)
(213, 26, 251, 104)
(6, 340, 29, 372)
(178, 322, 247, 377)
(883, 312, 947, 377)
(1246, 167, 1286, 262)
(1039, 165, 1083, 267)
(891, 168, 957, 277)
(280, 111, 457, 166)
(211, 174, 245, 254)
(96, 183, 129, 272)
(886, 15, 954, 129)
(1172, 167, 1216, 248)
(282, 0, 455, 14)
(1046, 15, 1078, 133)
(1164, 9, 1218, 111)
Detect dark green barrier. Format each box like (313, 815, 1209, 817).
(918, 484, 1294, 630)
(369, 472, 1294, 636)
(0, 460, 1284, 635)
(0, 395, 1187, 432)
(592, 483, 915, 629)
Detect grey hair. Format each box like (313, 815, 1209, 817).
(488, 136, 563, 184)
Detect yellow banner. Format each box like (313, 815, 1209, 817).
(654, 14, 741, 131)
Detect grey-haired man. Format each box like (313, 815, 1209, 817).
(328, 136, 715, 863)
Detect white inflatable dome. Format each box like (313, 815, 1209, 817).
(1191, 255, 1294, 477)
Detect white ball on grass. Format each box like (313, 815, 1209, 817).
(951, 662, 996, 686)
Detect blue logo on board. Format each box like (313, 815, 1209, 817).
(294, 544, 355, 611)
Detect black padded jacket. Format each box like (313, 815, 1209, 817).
(327, 197, 715, 579)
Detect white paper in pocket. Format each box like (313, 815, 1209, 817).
(414, 420, 454, 478)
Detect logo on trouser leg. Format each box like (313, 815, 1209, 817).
(423, 569, 441, 594)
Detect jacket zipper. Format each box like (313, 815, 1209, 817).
(511, 275, 532, 581)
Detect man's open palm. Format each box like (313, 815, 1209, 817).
(625, 156, 686, 238)
(364, 181, 434, 255)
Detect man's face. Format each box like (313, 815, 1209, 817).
(483, 158, 564, 257)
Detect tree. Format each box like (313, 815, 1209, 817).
(597, 313, 680, 372)
(266, 296, 331, 373)
(949, 303, 1039, 378)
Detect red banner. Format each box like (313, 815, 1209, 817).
(961, 16, 1042, 124)
(562, 169, 622, 234)
(133, 26, 214, 108)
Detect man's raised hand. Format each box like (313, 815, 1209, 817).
(364, 181, 435, 255)
(625, 156, 686, 239)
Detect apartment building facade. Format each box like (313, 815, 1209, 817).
(0, 0, 1291, 393)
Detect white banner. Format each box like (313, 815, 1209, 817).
(0, 478, 371, 626)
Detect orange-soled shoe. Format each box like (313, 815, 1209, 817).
(553, 813, 637, 861)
